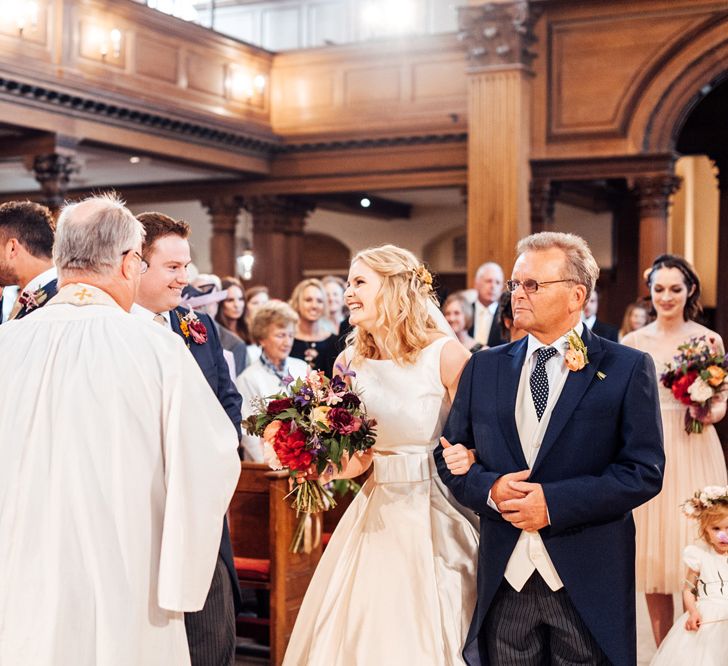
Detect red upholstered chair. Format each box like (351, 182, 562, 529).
(228, 462, 323, 666)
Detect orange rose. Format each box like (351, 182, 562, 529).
(263, 420, 283, 443)
(706, 365, 727, 388)
(564, 349, 586, 372)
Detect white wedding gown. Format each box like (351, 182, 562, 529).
(283, 337, 479, 665)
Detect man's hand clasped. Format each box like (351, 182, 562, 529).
(492, 470, 549, 532)
(441, 437, 550, 533)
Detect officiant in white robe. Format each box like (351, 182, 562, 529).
(0, 194, 241, 665)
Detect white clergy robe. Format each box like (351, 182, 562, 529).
(0, 283, 240, 665)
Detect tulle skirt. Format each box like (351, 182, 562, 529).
(651, 599, 728, 665)
(635, 405, 727, 594)
(282, 453, 479, 666)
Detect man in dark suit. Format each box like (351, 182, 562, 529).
(134, 211, 242, 666)
(0, 201, 57, 322)
(436, 232, 664, 665)
(467, 261, 508, 347)
(583, 287, 619, 342)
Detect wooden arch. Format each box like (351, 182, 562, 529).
(627, 11, 728, 153)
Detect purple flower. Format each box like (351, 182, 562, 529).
(294, 385, 314, 408)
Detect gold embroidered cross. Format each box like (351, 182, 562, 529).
(74, 288, 93, 302)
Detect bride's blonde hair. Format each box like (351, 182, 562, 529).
(348, 244, 439, 364)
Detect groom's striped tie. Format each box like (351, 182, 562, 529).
(530, 346, 558, 421)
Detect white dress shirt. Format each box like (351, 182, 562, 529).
(22, 265, 57, 293)
(131, 303, 171, 328)
(473, 300, 498, 346)
(582, 314, 596, 330)
(496, 321, 585, 592)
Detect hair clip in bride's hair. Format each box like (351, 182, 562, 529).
(413, 265, 433, 289)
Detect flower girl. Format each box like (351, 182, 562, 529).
(652, 485, 728, 665)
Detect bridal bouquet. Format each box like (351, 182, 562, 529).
(244, 368, 376, 552)
(660, 335, 727, 434)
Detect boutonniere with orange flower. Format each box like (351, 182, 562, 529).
(564, 330, 588, 372)
(175, 310, 208, 346)
(564, 329, 606, 379)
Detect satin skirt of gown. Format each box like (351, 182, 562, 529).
(282, 451, 479, 666)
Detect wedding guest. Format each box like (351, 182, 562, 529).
(0, 201, 57, 322)
(497, 289, 527, 343)
(289, 278, 338, 377)
(188, 274, 247, 377)
(468, 261, 507, 347)
(443, 291, 479, 351)
(619, 300, 650, 341)
(242, 285, 269, 365)
(582, 287, 619, 341)
(217, 276, 250, 343)
(243, 285, 269, 330)
(236, 301, 308, 461)
(0, 194, 240, 665)
(321, 275, 348, 334)
(623, 254, 727, 646)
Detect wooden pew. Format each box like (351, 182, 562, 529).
(228, 462, 323, 665)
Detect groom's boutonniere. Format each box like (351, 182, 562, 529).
(176, 310, 208, 346)
(564, 330, 588, 372)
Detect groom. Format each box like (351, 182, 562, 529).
(435, 232, 664, 665)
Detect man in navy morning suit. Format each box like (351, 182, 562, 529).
(435, 232, 664, 666)
(0, 201, 58, 322)
(134, 212, 242, 666)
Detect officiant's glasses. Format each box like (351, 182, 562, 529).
(123, 250, 148, 274)
(506, 278, 576, 293)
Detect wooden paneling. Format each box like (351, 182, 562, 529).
(186, 52, 225, 97)
(271, 34, 468, 139)
(135, 36, 178, 84)
(532, 0, 728, 159)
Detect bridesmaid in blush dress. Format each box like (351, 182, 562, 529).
(622, 254, 727, 647)
(283, 245, 479, 666)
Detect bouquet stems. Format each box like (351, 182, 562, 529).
(685, 412, 704, 435)
(286, 480, 337, 553)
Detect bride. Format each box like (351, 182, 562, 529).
(283, 245, 479, 665)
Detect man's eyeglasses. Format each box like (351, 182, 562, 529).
(506, 278, 576, 294)
(123, 250, 148, 274)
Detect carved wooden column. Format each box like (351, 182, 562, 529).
(632, 174, 681, 294)
(243, 196, 314, 299)
(713, 156, 728, 340)
(32, 153, 78, 216)
(203, 196, 242, 278)
(529, 178, 556, 232)
(458, 1, 539, 277)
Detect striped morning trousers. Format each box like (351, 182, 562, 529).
(481, 572, 612, 665)
(184, 555, 236, 666)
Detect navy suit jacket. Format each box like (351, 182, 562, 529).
(170, 306, 243, 612)
(592, 319, 619, 343)
(435, 326, 664, 666)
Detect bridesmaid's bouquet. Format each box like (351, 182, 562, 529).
(244, 368, 376, 552)
(660, 335, 727, 434)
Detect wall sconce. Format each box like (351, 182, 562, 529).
(99, 27, 122, 59)
(227, 67, 267, 102)
(4, 0, 39, 35)
(236, 251, 255, 281)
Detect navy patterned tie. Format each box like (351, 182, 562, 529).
(530, 346, 558, 421)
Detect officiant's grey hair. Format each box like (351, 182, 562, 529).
(53, 193, 144, 276)
(516, 231, 600, 300)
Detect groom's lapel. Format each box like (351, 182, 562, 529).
(531, 327, 605, 474)
(497, 338, 529, 469)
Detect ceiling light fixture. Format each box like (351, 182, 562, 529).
(360, 197, 371, 208)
